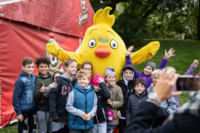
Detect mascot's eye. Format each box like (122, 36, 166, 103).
(89, 39, 96, 48)
(110, 40, 118, 49)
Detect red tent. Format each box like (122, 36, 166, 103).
(0, 0, 94, 128)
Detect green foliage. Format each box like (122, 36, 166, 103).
(89, 0, 200, 42)
(113, 11, 147, 44)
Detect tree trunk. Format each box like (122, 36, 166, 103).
(197, 0, 200, 40)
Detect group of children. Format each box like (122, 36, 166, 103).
(12, 46, 199, 133)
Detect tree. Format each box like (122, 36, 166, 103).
(197, 0, 200, 40)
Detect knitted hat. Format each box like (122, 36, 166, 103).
(92, 74, 104, 85)
(105, 67, 116, 77)
(144, 62, 156, 71)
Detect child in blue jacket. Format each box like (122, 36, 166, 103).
(12, 57, 37, 133)
(66, 69, 97, 133)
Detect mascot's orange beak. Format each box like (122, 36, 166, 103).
(94, 46, 111, 58)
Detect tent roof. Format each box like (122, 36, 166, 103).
(0, 0, 94, 38)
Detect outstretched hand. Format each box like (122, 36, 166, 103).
(126, 45, 134, 56)
(164, 48, 175, 59)
(193, 59, 199, 68)
(153, 69, 182, 103)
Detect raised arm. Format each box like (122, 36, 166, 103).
(158, 48, 176, 69)
(46, 40, 84, 68)
(185, 60, 199, 75)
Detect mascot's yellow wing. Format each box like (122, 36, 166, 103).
(46, 43, 83, 67)
(130, 41, 160, 65)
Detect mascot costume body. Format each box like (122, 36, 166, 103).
(47, 7, 160, 81)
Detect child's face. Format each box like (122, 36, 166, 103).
(105, 74, 116, 86)
(134, 83, 146, 95)
(93, 85, 101, 92)
(38, 63, 49, 76)
(77, 75, 89, 89)
(22, 63, 34, 76)
(65, 62, 77, 76)
(83, 64, 92, 75)
(152, 74, 159, 86)
(124, 69, 133, 81)
(54, 73, 61, 81)
(143, 66, 153, 76)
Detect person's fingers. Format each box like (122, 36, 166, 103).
(171, 91, 182, 97)
(165, 50, 167, 54)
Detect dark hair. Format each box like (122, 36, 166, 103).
(134, 78, 145, 87)
(22, 57, 34, 66)
(82, 61, 93, 70)
(35, 57, 50, 68)
(52, 71, 63, 80)
(65, 58, 77, 67)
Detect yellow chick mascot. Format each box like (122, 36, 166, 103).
(46, 7, 160, 81)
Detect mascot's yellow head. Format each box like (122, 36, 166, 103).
(79, 7, 126, 80)
(46, 7, 160, 81)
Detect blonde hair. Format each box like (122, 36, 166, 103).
(151, 69, 162, 78)
(76, 69, 91, 80)
(165, 66, 176, 73)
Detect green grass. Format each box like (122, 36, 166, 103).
(1, 40, 200, 131)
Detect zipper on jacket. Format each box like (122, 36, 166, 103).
(95, 114, 99, 124)
(102, 108, 106, 121)
(73, 116, 77, 125)
(84, 90, 87, 130)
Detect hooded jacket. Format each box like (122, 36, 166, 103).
(33, 72, 53, 111)
(126, 55, 168, 91)
(49, 73, 76, 122)
(117, 64, 135, 118)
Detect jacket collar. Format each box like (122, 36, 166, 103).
(74, 83, 93, 94)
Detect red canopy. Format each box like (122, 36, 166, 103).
(0, 0, 94, 128)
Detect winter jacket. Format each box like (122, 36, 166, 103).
(106, 84, 124, 125)
(12, 71, 36, 115)
(126, 91, 147, 124)
(126, 55, 168, 91)
(66, 83, 97, 130)
(49, 73, 76, 122)
(173, 64, 197, 109)
(124, 101, 200, 133)
(94, 82, 111, 124)
(117, 64, 135, 118)
(33, 72, 53, 111)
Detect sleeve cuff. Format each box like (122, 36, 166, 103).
(50, 111, 58, 119)
(126, 55, 130, 58)
(77, 110, 84, 117)
(16, 110, 22, 116)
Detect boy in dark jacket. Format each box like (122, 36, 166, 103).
(126, 78, 147, 125)
(66, 69, 97, 133)
(49, 59, 77, 133)
(117, 64, 135, 133)
(33, 57, 53, 133)
(12, 57, 37, 133)
(92, 74, 111, 133)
